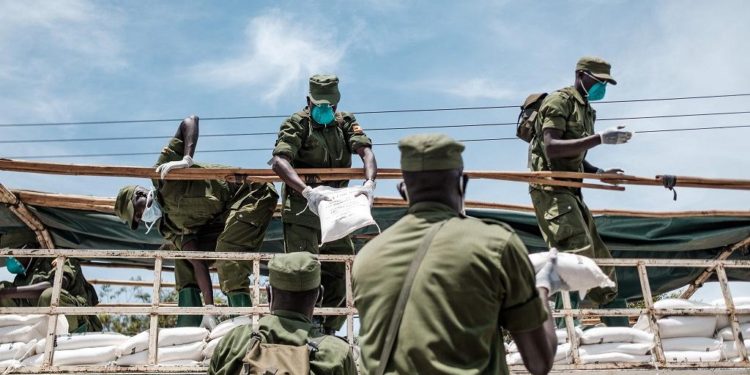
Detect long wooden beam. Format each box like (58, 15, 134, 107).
(679, 235, 750, 299)
(0, 184, 55, 248)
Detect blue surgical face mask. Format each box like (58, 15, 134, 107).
(141, 189, 162, 234)
(586, 82, 607, 101)
(6, 256, 26, 275)
(311, 103, 335, 125)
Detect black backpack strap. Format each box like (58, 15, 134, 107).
(375, 220, 448, 375)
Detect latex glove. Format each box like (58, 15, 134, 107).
(156, 155, 194, 180)
(599, 125, 633, 145)
(301, 186, 332, 216)
(356, 180, 376, 205)
(200, 306, 218, 330)
(535, 248, 568, 295)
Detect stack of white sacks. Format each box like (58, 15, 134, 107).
(713, 297, 750, 361)
(576, 326, 654, 364)
(506, 328, 582, 365)
(0, 314, 68, 370)
(115, 327, 208, 366)
(202, 316, 252, 365)
(22, 332, 128, 366)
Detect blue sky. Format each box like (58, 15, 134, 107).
(1, 1, 749, 303)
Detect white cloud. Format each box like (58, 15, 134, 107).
(187, 10, 352, 103)
(428, 78, 516, 101)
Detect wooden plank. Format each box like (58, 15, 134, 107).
(680, 236, 750, 299)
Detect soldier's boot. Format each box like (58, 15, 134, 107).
(227, 291, 252, 307)
(176, 287, 203, 327)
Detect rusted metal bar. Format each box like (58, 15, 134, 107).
(715, 264, 749, 363)
(0, 306, 354, 315)
(560, 291, 580, 365)
(147, 257, 163, 365)
(637, 261, 665, 364)
(88, 278, 221, 289)
(41, 256, 66, 368)
(252, 258, 261, 328)
(681, 236, 750, 299)
(345, 259, 354, 345)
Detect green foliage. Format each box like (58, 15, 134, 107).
(627, 289, 685, 309)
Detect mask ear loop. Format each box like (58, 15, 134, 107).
(459, 174, 469, 215)
(396, 181, 409, 202)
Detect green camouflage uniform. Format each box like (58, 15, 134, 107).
(528, 85, 621, 315)
(353, 134, 548, 375)
(153, 138, 279, 297)
(272, 107, 372, 331)
(209, 252, 356, 375)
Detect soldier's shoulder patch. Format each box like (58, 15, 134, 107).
(352, 124, 364, 134)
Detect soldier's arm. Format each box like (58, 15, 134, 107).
(543, 128, 601, 159)
(270, 115, 308, 194)
(342, 112, 377, 182)
(510, 287, 557, 375)
(173, 115, 200, 158)
(356, 146, 377, 182)
(271, 155, 308, 194)
(0, 282, 51, 299)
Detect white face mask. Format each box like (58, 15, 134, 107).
(141, 189, 162, 234)
(458, 174, 469, 216)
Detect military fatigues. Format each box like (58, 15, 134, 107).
(154, 138, 278, 299)
(272, 108, 372, 330)
(0, 257, 102, 333)
(529, 86, 621, 319)
(353, 202, 547, 374)
(208, 311, 356, 375)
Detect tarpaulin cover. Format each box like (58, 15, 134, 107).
(1, 204, 749, 301)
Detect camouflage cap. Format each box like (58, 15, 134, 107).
(268, 252, 321, 292)
(114, 185, 138, 230)
(576, 56, 617, 85)
(308, 74, 341, 105)
(399, 134, 465, 172)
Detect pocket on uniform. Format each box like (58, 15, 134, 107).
(542, 196, 587, 244)
(177, 196, 224, 223)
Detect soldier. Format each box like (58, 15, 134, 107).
(114, 115, 278, 327)
(0, 229, 102, 332)
(208, 252, 356, 375)
(270, 74, 377, 334)
(353, 134, 558, 375)
(528, 56, 632, 326)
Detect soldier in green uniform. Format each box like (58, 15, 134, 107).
(0, 229, 102, 332)
(353, 134, 559, 375)
(270, 74, 377, 334)
(208, 252, 356, 375)
(528, 56, 633, 326)
(114, 115, 278, 327)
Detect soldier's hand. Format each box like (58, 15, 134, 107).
(599, 125, 633, 145)
(155, 155, 194, 180)
(535, 248, 568, 295)
(355, 179, 376, 205)
(302, 186, 332, 216)
(596, 168, 625, 184)
(200, 309, 218, 330)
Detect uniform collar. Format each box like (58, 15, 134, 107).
(407, 201, 461, 216)
(272, 309, 313, 323)
(565, 86, 588, 106)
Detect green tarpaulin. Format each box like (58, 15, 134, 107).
(1, 204, 748, 301)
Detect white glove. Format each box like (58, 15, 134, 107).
(356, 180, 376, 205)
(156, 155, 194, 179)
(535, 248, 568, 295)
(200, 305, 217, 330)
(599, 125, 633, 145)
(301, 186, 332, 216)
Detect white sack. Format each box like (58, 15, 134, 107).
(0, 359, 21, 371)
(0, 340, 36, 361)
(717, 323, 750, 341)
(711, 297, 750, 329)
(654, 316, 717, 339)
(0, 316, 68, 344)
(208, 316, 252, 340)
(506, 343, 570, 366)
(115, 341, 206, 366)
(36, 332, 128, 353)
(0, 314, 45, 328)
(578, 342, 653, 356)
(22, 345, 118, 366)
(720, 339, 750, 359)
(202, 337, 222, 359)
(116, 327, 208, 356)
(507, 328, 582, 353)
(316, 187, 378, 244)
(663, 350, 722, 363)
(528, 251, 615, 300)
(580, 327, 654, 345)
(660, 337, 722, 352)
(579, 352, 652, 364)
(158, 360, 202, 366)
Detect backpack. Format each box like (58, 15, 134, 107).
(515, 93, 548, 143)
(240, 331, 327, 375)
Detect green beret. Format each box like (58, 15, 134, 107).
(309, 74, 341, 105)
(115, 185, 138, 230)
(576, 56, 617, 85)
(399, 134, 465, 172)
(268, 252, 321, 292)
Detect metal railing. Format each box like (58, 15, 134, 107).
(0, 249, 749, 373)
